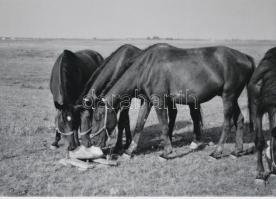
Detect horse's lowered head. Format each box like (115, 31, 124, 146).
(55, 102, 82, 151)
(78, 96, 117, 149)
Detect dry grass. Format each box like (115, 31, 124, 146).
(0, 39, 276, 196)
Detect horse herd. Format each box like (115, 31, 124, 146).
(49, 43, 276, 182)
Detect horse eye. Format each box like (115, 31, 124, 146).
(67, 116, 72, 121)
(83, 98, 92, 108)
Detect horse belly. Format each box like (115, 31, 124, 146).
(169, 68, 223, 104)
(170, 77, 222, 105)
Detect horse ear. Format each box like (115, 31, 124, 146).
(63, 49, 76, 58)
(62, 49, 78, 65)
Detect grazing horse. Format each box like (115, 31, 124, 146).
(79, 45, 204, 154)
(74, 44, 142, 151)
(248, 47, 276, 181)
(85, 43, 254, 159)
(50, 49, 103, 151)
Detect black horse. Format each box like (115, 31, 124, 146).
(79, 45, 205, 154)
(74, 44, 142, 151)
(50, 49, 103, 151)
(248, 47, 276, 181)
(84, 43, 254, 159)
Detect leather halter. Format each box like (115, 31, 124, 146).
(78, 98, 112, 140)
(55, 120, 74, 136)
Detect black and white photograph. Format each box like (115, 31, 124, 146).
(0, 0, 276, 196)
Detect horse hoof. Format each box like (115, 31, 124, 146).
(160, 149, 173, 159)
(50, 145, 58, 150)
(254, 178, 266, 186)
(209, 151, 222, 160)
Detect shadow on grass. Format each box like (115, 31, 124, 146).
(134, 120, 271, 155)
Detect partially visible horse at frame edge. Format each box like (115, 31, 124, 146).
(248, 47, 276, 182)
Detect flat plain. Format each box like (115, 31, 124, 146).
(0, 38, 276, 196)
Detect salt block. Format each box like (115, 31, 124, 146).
(208, 141, 215, 146)
(69, 145, 104, 159)
(189, 141, 200, 150)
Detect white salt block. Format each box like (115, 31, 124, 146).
(208, 141, 215, 146)
(69, 145, 104, 159)
(190, 141, 201, 150)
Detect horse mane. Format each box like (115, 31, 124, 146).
(75, 44, 138, 104)
(258, 47, 276, 113)
(100, 55, 139, 96)
(60, 50, 84, 105)
(100, 43, 173, 96)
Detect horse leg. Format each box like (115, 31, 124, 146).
(67, 134, 77, 151)
(51, 130, 61, 149)
(73, 130, 80, 147)
(52, 113, 61, 149)
(123, 109, 132, 149)
(125, 101, 152, 156)
(155, 106, 173, 158)
(254, 113, 266, 180)
(167, 99, 177, 141)
(230, 101, 244, 156)
(189, 104, 203, 150)
(114, 109, 127, 153)
(210, 95, 235, 159)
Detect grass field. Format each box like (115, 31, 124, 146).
(1, 38, 276, 196)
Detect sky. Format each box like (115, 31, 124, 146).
(0, 0, 275, 40)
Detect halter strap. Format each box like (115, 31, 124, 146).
(78, 126, 93, 136)
(91, 100, 111, 139)
(55, 120, 74, 136)
(78, 99, 112, 140)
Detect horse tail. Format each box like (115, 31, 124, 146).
(246, 55, 256, 133)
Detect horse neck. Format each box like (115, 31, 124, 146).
(105, 68, 138, 109)
(89, 56, 126, 97)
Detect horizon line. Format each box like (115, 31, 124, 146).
(1, 36, 276, 42)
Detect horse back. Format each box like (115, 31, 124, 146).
(133, 44, 254, 102)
